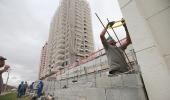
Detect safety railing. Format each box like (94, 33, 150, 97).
(44, 49, 141, 91)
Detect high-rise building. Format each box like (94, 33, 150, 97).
(46, 0, 94, 73)
(38, 42, 48, 79)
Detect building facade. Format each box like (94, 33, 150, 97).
(46, 0, 94, 74)
(118, 0, 170, 99)
(39, 42, 48, 79)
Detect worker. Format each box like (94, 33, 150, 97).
(29, 82, 34, 93)
(0, 56, 10, 94)
(17, 81, 24, 98)
(37, 80, 44, 97)
(100, 19, 132, 76)
(23, 81, 28, 95)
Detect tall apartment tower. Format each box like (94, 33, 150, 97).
(46, 0, 94, 73)
(39, 42, 48, 79)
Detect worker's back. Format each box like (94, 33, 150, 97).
(105, 45, 129, 73)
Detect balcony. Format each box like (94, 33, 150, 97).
(57, 54, 64, 59)
(57, 34, 65, 39)
(76, 35, 82, 40)
(79, 48, 84, 52)
(85, 49, 89, 51)
(76, 42, 82, 46)
(55, 60, 64, 65)
(77, 53, 84, 57)
(51, 67, 58, 73)
(58, 66, 64, 70)
(75, 28, 83, 33)
(57, 49, 65, 54)
(57, 44, 65, 49)
(58, 38, 65, 43)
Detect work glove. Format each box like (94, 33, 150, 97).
(121, 18, 126, 27)
(106, 21, 115, 28)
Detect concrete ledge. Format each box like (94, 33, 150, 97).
(96, 73, 143, 88)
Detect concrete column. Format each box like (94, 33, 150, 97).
(118, 0, 170, 100)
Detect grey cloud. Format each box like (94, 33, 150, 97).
(87, 0, 124, 50)
(0, 0, 58, 86)
(0, 0, 123, 86)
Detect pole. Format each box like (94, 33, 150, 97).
(95, 13, 112, 38)
(107, 18, 133, 70)
(4, 70, 10, 92)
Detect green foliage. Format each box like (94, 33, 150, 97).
(0, 92, 30, 100)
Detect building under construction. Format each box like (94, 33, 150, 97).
(39, 0, 170, 100)
(39, 0, 94, 79)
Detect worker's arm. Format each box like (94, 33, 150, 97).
(120, 19, 132, 50)
(0, 69, 5, 74)
(100, 22, 115, 49)
(100, 27, 108, 49)
(0, 65, 9, 74)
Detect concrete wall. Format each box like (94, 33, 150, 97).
(44, 47, 143, 100)
(52, 88, 145, 100)
(134, 0, 170, 68)
(118, 0, 170, 100)
(47, 74, 146, 100)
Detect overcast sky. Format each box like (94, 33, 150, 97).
(0, 0, 124, 86)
